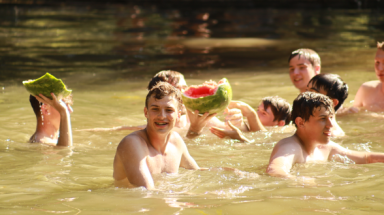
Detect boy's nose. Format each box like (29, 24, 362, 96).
(158, 109, 166, 118)
(378, 62, 384, 71)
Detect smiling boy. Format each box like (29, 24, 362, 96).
(267, 92, 384, 179)
(288, 48, 321, 93)
(353, 42, 384, 111)
(113, 82, 201, 189)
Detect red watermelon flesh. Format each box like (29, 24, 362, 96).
(183, 80, 218, 98)
(182, 78, 232, 114)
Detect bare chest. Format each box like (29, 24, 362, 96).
(363, 89, 384, 111)
(301, 146, 331, 163)
(146, 145, 182, 174)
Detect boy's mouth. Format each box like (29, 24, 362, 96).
(155, 122, 168, 126)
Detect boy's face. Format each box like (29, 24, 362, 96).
(302, 106, 333, 144)
(289, 55, 318, 93)
(144, 94, 180, 134)
(375, 49, 384, 83)
(257, 103, 278, 126)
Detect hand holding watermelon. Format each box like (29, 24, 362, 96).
(186, 109, 217, 138)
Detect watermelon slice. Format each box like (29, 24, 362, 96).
(182, 78, 232, 114)
(23, 73, 72, 100)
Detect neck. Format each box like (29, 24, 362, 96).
(145, 128, 170, 154)
(294, 132, 317, 155)
(380, 82, 384, 94)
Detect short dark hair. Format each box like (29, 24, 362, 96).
(29, 95, 41, 118)
(308, 74, 348, 112)
(147, 70, 185, 90)
(145, 82, 182, 111)
(291, 92, 334, 127)
(377, 41, 384, 51)
(262, 96, 291, 125)
(288, 48, 321, 67)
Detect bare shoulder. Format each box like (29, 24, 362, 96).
(326, 140, 346, 151)
(117, 130, 148, 153)
(169, 131, 187, 149)
(274, 135, 302, 150)
(359, 80, 381, 90)
(270, 135, 303, 158)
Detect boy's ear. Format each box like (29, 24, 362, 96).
(144, 107, 148, 118)
(331, 98, 339, 108)
(314, 65, 321, 75)
(277, 120, 285, 126)
(295, 117, 305, 128)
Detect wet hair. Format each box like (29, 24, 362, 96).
(291, 92, 334, 127)
(377, 41, 384, 51)
(308, 74, 348, 112)
(145, 82, 182, 111)
(262, 96, 291, 125)
(29, 95, 41, 118)
(147, 70, 185, 90)
(288, 48, 321, 67)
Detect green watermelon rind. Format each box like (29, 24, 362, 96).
(182, 78, 232, 114)
(23, 73, 72, 100)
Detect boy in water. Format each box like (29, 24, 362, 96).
(83, 70, 245, 136)
(307, 74, 348, 137)
(353, 42, 384, 111)
(267, 92, 384, 179)
(29, 93, 73, 147)
(210, 96, 291, 142)
(113, 82, 206, 189)
(288, 48, 321, 93)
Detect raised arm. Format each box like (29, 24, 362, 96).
(228, 101, 266, 132)
(36, 93, 73, 147)
(114, 136, 155, 189)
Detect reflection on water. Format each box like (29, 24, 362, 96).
(2, 3, 384, 214)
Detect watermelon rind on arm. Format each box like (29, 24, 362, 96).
(23, 73, 72, 100)
(182, 78, 232, 114)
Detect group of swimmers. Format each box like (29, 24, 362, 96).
(28, 42, 384, 189)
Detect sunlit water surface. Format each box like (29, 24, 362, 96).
(1, 4, 384, 215)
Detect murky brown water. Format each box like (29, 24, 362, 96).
(1, 4, 384, 214)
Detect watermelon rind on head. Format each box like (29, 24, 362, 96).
(23, 73, 72, 100)
(182, 78, 232, 114)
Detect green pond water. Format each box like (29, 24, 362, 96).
(1, 3, 384, 215)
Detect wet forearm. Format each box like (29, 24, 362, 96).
(246, 110, 266, 132)
(57, 110, 72, 147)
(367, 152, 384, 164)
